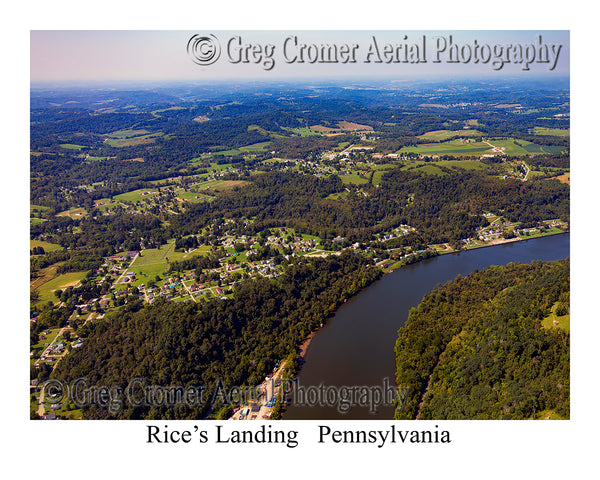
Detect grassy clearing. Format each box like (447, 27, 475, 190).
(124, 240, 208, 287)
(31, 204, 51, 212)
(151, 106, 186, 116)
(30, 239, 62, 253)
(113, 188, 159, 203)
(532, 127, 570, 137)
(106, 129, 150, 139)
(105, 132, 162, 148)
(542, 301, 570, 332)
(399, 140, 492, 156)
(213, 142, 271, 156)
(175, 190, 213, 203)
(282, 127, 324, 137)
(418, 129, 483, 141)
(413, 164, 447, 175)
(195, 180, 250, 193)
(33, 271, 88, 306)
(340, 173, 369, 185)
(553, 173, 570, 185)
(240, 142, 270, 152)
(59, 144, 85, 150)
(56, 207, 87, 219)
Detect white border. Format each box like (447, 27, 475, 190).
(4, 1, 597, 478)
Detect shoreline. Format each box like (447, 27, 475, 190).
(298, 330, 318, 362)
(295, 229, 569, 367)
(385, 229, 569, 274)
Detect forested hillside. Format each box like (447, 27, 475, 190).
(395, 259, 569, 419)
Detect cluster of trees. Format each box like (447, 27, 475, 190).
(395, 259, 569, 419)
(53, 252, 381, 419)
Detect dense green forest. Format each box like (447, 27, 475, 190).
(394, 259, 569, 419)
(53, 252, 381, 419)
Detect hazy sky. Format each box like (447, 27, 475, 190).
(31, 30, 569, 84)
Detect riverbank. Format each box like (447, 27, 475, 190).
(298, 330, 318, 361)
(384, 228, 569, 274)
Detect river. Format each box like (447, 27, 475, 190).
(283, 233, 570, 419)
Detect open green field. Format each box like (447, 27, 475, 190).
(30, 239, 62, 253)
(195, 179, 250, 193)
(59, 144, 85, 150)
(106, 129, 150, 139)
(340, 173, 369, 185)
(56, 207, 87, 219)
(175, 189, 213, 203)
(151, 106, 186, 116)
(113, 188, 159, 203)
(400, 139, 493, 156)
(213, 142, 271, 156)
(105, 132, 162, 148)
(400, 138, 565, 156)
(532, 127, 570, 137)
(34, 271, 88, 306)
(418, 129, 483, 141)
(399, 159, 488, 176)
(542, 301, 570, 332)
(282, 127, 324, 137)
(123, 240, 209, 287)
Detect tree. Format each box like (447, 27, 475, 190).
(270, 398, 283, 420)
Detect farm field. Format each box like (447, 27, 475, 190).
(175, 190, 213, 203)
(400, 137, 564, 156)
(195, 179, 250, 193)
(340, 172, 369, 184)
(418, 129, 483, 141)
(553, 173, 570, 185)
(59, 144, 84, 150)
(105, 132, 162, 148)
(30, 239, 62, 252)
(399, 139, 493, 156)
(106, 129, 150, 139)
(33, 270, 88, 306)
(532, 127, 570, 137)
(122, 240, 209, 288)
(151, 106, 186, 116)
(282, 126, 324, 137)
(213, 142, 271, 156)
(56, 207, 87, 219)
(113, 188, 159, 203)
